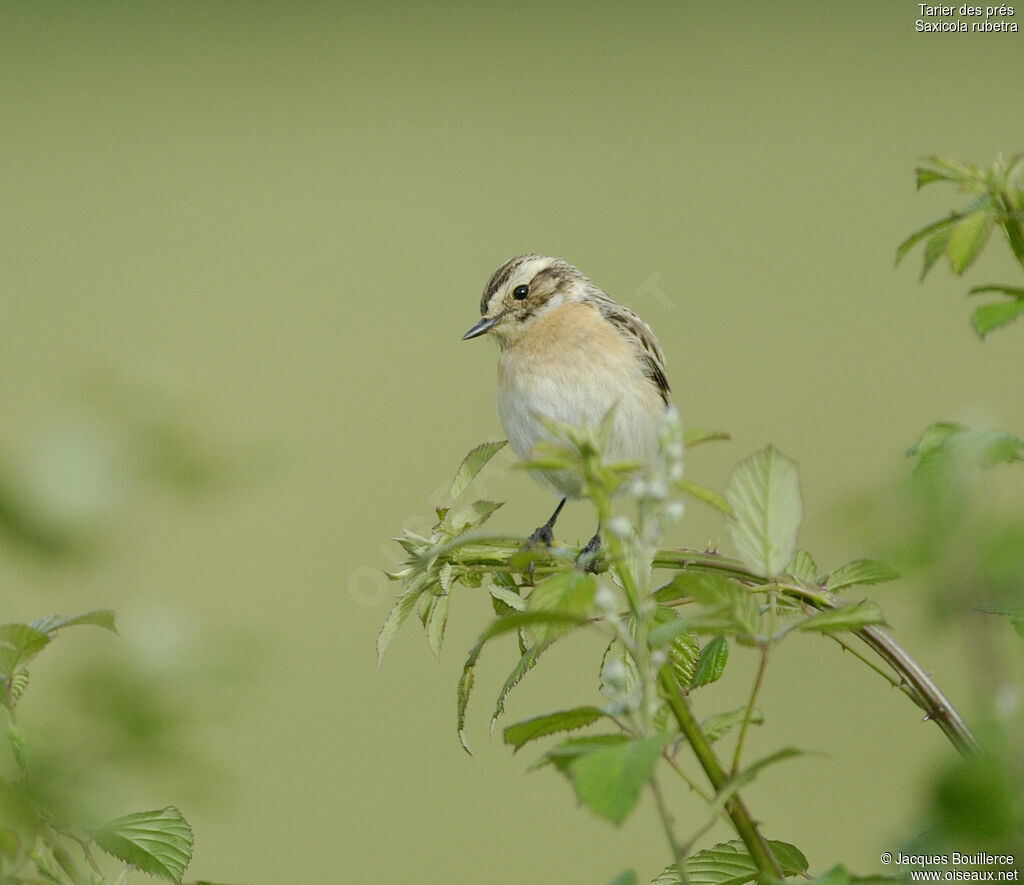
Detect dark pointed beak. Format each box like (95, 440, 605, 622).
(462, 313, 503, 340)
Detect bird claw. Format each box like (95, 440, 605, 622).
(575, 532, 602, 574)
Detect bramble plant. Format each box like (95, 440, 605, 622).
(1, 370, 249, 885)
(896, 152, 1024, 338)
(1, 612, 198, 884)
(379, 152, 1023, 884)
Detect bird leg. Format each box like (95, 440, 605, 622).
(576, 526, 602, 574)
(524, 498, 566, 583)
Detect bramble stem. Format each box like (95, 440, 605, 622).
(439, 537, 979, 756)
(658, 668, 784, 877)
(651, 775, 688, 883)
(731, 646, 770, 776)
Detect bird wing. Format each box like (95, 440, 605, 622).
(593, 299, 671, 406)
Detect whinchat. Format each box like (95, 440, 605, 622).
(463, 254, 672, 567)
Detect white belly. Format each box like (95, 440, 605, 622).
(497, 351, 665, 498)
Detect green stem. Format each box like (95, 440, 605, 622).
(731, 646, 770, 776)
(434, 538, 979, 755)
(651, 775, 688, 883)
(658, 669, 783, 877)
(654, 549, 980, 755)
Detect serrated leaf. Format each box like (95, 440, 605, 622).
(503, 706, 607, 752)
(895, 214, 960, 267)
(948, 209, 993, 274)
(605, 871, 637, 885)
(490, 642, 547, 730)
(725, 447, 803, 579)
(676, 479, 732, 515)
(648, 618, 693, 649)
(972, 299, 1024, 338)
(700, 708, 764, 744)
(653, 838, 808, 885)
(425, 591, 449, 660)
(565, 734, 664, 825)
(94, 807, 193, 884)
(787, 549, 818, 583)
(663, 573, 758, 640)
(683, 427, 731, 447)
(0, 670, 29, 711)
(533, 734, 631, 771)
(489, 583, 525, 612)
(825, 559, 900, 591)
(796, 601, 886, 633)
(29, 610, 117, 636)
(0, 626, 51, 674)
(450, 499, 504, 533)
(458, 611, 588, 753)
(526, 570, 596, 644)
(691, 636, 729, 688)
(921, 227, 951, 280)
(655, 571, 740, 605)
(376, 586, 428, 668)
(448, 441, 506, 502)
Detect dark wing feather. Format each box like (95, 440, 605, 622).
(595, 300, 671, 406)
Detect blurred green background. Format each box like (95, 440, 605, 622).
(2, 2, 1022, 882)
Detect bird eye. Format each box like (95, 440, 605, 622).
(512, 284, 529, 300)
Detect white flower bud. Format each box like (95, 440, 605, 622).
(608, 516, 633, 538)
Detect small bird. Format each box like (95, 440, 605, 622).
(462, 254, 672, 568)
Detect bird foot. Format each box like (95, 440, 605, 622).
(575, 531, 602, 574)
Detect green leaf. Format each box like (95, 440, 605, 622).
(503, 706, 607, 752)
(691, 636, 729, 688)
(972, 299, 1024, 338)
(0, 625, 51, 676)
(564, 734, 664, 825)
(0, 669, 29, 711)
(424, 591, 449, 660)
(653, 839, 808, 885)
(667, 573, 758, 640)
(701, 708, 764, 744)
(969, 284, 1024, 299)
(489, 583, 525, 612)
(946, 429, 1024, 467)
(676, 479, 732, 515)
(450, 499, 503, 533)
(376, 584, 430, 668)
(490, 642, 548, 730)
(29, 610, 117, 635)
(648, 618, 694, 649)
(533, 734, 630, 771)
(907, 421, 967, 458)
(683, 427, 731, 448)
(947, 209, 993, 274)
(725, 447, 803, 579)
(458, 611, 589, 753)
(796, 601, 886, 633)
(787, 549, 818, 583)
(895, 214, 960, 267)
(915, 166, 954, 189)
(825, 559, 901, 591)
(448, 441, 506, 502)
(605, 871, 637, 885)
(710, 747, 808, 814)
(921, 227, 951, 280)
(526, 570, 597, 644)
(94, 807, 193, 884)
